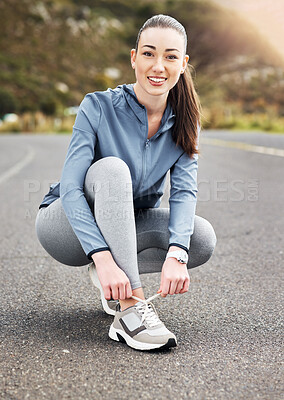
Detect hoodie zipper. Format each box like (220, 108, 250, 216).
(137, 102, 173, 192)
(137, 107, 150, 192)
(138, 138, 150, 192)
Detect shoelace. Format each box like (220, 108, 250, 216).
(131, 293, 161, 327)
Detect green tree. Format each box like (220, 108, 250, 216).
(40, 96, 57, 116)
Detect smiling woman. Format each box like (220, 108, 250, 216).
(130, 16, 200, 156)
(130, 27, 190, 140)
(131, 30, 187, 91)
(35, 14, 216, 351)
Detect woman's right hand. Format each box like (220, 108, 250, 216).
(91, 251, 132, 301)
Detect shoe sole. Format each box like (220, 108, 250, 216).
(109, 323, 177, 351)
(88, 265, 116, 316)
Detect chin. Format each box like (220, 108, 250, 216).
(146, 81, 169, 93)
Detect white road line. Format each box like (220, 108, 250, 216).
(201, 137, 284, 158)
(0, 145, 35, 185)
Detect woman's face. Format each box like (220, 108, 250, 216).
(131, 27, 189, 98)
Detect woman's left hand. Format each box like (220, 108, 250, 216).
(158, 258, 190, 297)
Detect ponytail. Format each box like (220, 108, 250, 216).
(168, 66, 201, 158)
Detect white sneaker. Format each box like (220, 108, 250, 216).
(109, 294, 177, 351)
(88, 263, 118, 316)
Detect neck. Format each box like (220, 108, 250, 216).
(133, 82, 168, 117)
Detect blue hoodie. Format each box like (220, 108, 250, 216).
(39, 83, 199, 260)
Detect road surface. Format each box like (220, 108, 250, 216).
(0, 130, 283, 399)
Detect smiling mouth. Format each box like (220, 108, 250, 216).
(147, 77, 167, 83)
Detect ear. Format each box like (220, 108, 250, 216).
(130, 49, 136, 69)
(181, 54, 189, 74)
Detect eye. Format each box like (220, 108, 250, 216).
(167, 55, 178, 60)
(142, 51, 153, 57)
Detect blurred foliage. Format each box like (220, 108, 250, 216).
(40, 96, 57, 116)
(0, 89, 18, 118)
(0, 0, 284, 131)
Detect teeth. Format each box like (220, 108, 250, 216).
(148, 77, 166, 83)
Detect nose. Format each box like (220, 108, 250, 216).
(152, 57, 165, 73)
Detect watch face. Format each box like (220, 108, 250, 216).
(167, 250, 188, 264)
(178, 255, 188, 263)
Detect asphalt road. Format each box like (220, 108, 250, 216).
(0, 130, 283, 400)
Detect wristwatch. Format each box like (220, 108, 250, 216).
(166, 250, 188, 264)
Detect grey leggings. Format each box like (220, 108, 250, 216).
(35, 156, 217, 289)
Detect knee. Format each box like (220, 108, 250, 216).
(84, 157, 132, 204)
(88, 157, 131, 182)
(191, 216, 217, 266)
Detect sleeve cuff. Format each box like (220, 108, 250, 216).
(39, 204, 49, 209)
(168, 243, 189, 254)
(87, 247, 110, 260)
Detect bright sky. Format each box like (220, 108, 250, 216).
(213, 0, 284, 60)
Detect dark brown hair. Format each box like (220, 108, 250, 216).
(135, 14, 201, 157)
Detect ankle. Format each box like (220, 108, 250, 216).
(119, 298, 138, 311)
(119, 287, 145, 311)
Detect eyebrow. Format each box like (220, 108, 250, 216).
(142, 45, 180, 52)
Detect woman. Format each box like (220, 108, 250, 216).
(35, 14, 217, 351)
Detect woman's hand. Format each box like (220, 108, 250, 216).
(91, 251, 132, 301)
(158, 257, 190, 297)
